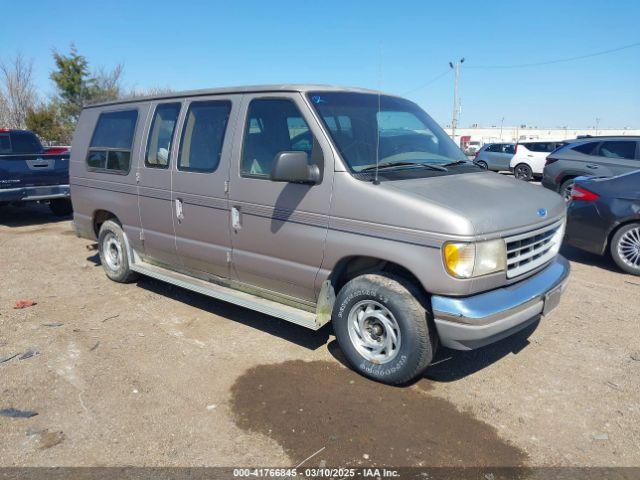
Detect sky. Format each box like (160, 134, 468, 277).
(2, 0, 639, 128)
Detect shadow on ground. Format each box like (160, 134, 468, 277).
(560, 244, 619, 273)
(0, 203, 71, 228)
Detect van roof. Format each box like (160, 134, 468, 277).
(86, 84, 389, 108)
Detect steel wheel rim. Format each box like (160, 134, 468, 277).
(617, 227, 640, 270)
(103, 232, 122, 271)
(515, 165, 530, 179)
(347, 300, 401, 364)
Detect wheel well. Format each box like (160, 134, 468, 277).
(93, 210, 118, 237)
(329, 256, 424, 295)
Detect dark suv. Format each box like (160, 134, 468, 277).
(542, 136, 640, 199)
(0, 129, 72, 215)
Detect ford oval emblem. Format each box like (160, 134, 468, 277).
(537, 208, 547, 217)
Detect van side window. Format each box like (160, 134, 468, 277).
(145, 103, 181, 168)
(87, 110, 138, 172)
(241, 99, 316, 178)
(177, 101, 231, 173)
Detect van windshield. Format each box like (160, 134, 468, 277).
(307, 91, 469, 174)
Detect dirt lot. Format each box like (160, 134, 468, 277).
(0, 203, 639, 468)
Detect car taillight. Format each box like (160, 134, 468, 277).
(545, 157, 559, 167)
(571, 185, 599, 201)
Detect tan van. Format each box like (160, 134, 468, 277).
(71, 85, 569, 384)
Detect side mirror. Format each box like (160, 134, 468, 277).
(270, 151, 320, 184)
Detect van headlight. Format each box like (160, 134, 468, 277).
(443, 239, 507, 279)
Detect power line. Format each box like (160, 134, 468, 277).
(466, 40, 640, 69)
(402, 69, 451, 95)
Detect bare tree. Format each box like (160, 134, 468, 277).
(123, 85, 174, 100)
(0, 54, 38, 129)
(91, 63, 124, 103)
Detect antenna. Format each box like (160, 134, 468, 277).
(373, 43, 382, 185)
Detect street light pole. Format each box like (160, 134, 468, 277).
(449, 58, 464, 140)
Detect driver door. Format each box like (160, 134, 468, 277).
(228, 93, 334, 303)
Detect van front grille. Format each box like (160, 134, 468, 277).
(505, 221, 564, 278)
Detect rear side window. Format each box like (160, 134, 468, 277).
(0, 133, 11, 154)
(146, 103, 181, 168)
(177, 101, 231, 173)
(571, 142, 598, 155)
(598, 141, 636, 160)
(522, 142, 558, 153)
(87, 110, 138, 172)
(9, 131, 43, 154)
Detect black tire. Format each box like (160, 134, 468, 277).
(332, 273, 436, 385)
(610, 223, 640, 276)
(476, 161, 488, 170)
(97, 220, 138, 283)
(49, 198, 73, 216)
(559, 178, 576, 202)
(513, 163, 533, 181)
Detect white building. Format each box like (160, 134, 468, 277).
(444, 126, 640, 148)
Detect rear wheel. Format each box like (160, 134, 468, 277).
(560, 178, 576, 202)
(610, 223, 640, 276)
(98, 220, 138, 283)
(49, 198, 73, 216)
(514, 163, 533, 181)
(476, 160, 488, 169)
(332, 273, 435, 385)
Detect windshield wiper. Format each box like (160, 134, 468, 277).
(441, 160, 471, 167)
(360, 161, 448, 172)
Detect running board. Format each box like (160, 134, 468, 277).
(130, 259, 321, 330)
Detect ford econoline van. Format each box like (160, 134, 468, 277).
(70, 85, 569, 385)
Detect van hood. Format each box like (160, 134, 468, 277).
(383, 171, 566, 237)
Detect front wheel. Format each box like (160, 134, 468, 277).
(332, 273, 435, 385)
(560, 179, 575, 202)
(513, 163, 533, 181)
(610, 223, 640, 276)
(476, 161, 488, 170)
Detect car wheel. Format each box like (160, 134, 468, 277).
(560, 179, 575, 202)
(98, 220, 138, 283)
(332, 273, 436, 385)
(514, 163, 533, 181)
(476, 161, 488, 169)
(610, 223, 640, 276)
(49, 198, 73, 216)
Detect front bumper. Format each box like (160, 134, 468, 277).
(431, 255, 570, 350)
(0, 184, 70, 202)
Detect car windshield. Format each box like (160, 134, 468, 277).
(307, 91, 468, 173)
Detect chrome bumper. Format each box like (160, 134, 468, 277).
(431, 255, 570, 350)
(0, 184, 70, 202)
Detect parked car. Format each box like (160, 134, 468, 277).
(510, 140, 567, 181)
(542, 136, 640, 200)
(70, 85, 569, 385)
(474, 143, 515, 171)
(565, 171, 640, 275)
(464, 140, 482, 156)
(0, 129, 72, 215)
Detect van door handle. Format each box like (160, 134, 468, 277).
(231, 206, 241, 230)
(175, 198, 184, 222)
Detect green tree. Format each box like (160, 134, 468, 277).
(50, 45, 123, 125)
(25, 102, 71, 144)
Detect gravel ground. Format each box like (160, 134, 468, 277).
(0, 203, 639, 468)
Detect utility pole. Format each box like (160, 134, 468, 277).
(595, 117, 601, 136)
(500, 117, 505, 141)
(449, 58, 464, 140)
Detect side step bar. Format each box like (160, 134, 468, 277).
(130, 259, 321, 330)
